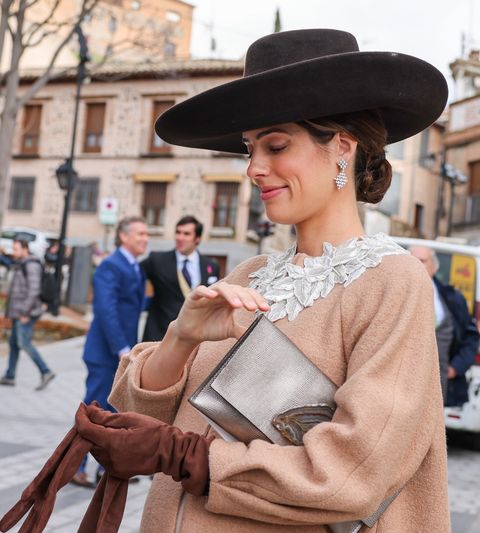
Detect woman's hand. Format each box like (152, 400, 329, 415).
(171, 281, 270, 345)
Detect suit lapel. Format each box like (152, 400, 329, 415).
(161, 250, 181, 289)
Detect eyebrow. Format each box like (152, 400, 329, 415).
(242, 127, 290, 143)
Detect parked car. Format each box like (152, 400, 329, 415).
(393, 236, 480, 448)
(0, 226, 58, 260)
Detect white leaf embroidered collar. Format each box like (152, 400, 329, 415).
(249, 233, 407, 322)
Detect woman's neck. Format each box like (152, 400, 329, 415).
(294, 205, 364, 257)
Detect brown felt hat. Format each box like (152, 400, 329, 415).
(155, 29, 448, 154)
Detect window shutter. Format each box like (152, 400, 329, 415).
(84, 103, 106, 153)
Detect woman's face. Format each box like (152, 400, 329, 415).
(242, 123, 340, 226)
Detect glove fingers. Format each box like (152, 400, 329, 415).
(0, 427, 78, 532)
(0, 498, 34, 531)
(25, 435, 92, 533)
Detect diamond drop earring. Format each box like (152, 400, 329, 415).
(334, 158, 348, 189)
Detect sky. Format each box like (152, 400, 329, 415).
(189, 0, 480, 101)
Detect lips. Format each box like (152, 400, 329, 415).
(260, 185, 288, 201)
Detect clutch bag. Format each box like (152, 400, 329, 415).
(189, 314, 337, 446)
(188, 314, 399, 533)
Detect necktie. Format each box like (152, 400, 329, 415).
(133, 262, 141, 280)
(182, 259, 192, 287)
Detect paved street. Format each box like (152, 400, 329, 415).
(0, 336, 149, 532)
(0, 336, 480, 532)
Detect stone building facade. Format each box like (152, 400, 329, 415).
(5, 59, 278, 274)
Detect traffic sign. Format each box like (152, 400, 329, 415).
(99, 197, 119, 225)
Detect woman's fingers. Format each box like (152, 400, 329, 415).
(200, 282, 270, 312)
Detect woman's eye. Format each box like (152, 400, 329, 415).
(269, 145, 286, 154)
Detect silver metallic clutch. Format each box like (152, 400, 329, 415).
(189, 314, 400, 533)
(189, 314, 337, 446)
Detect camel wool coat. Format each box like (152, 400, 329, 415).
(109, 252, 450, 533)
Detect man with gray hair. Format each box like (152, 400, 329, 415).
(410, 246, 478, 406)
(72, 216, 148, 487)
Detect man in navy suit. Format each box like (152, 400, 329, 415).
(142, 215, 219, 342)
(72, 216, 148, 487)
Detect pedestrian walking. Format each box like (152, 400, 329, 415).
(0, 239, 55, 390)
(410, 246, 479, 406)
(141, 215, 219, 342)
(71, 216, 148, 487)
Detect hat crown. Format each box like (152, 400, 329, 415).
(244, 29, 360, 76)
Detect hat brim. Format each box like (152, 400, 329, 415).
(155, 51, 448, 154)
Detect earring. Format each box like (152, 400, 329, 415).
(334, 158, 348, 189)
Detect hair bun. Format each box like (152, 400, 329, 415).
(356, 152, 392, 204)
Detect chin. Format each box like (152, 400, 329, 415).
(265, 208, 297, 226)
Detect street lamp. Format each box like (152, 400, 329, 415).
(51, 24, 90, 316)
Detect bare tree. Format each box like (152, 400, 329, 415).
(0, 0, 99, 229)
(0, 0, 176, 229)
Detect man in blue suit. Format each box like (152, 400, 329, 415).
(72, 216, 148, 487)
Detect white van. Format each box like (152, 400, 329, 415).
(0, 226, 57, 260)
(393, 236, 480, 448)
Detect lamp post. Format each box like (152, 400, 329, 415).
(52, 24, 89, 316)
(432, 149, 468, 238)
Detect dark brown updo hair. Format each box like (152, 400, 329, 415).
(297, 109, 392, 203)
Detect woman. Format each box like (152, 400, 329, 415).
(110, 29, 449, 531)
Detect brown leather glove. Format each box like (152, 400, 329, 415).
(0, 403, 212, 533)
(0, 428, 94, 533)
(75, 402, 212, 496)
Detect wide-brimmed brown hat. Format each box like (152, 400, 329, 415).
(155, 29, 448, 154)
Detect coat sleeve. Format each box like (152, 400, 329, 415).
(92, 260, 129, 355)
(205, 258, 445, 525)
(108, 342, 198, 424)
(449, 292, 479, 376)
(20, 261, 42, 315)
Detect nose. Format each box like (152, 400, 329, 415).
(246, 152, 269, 181)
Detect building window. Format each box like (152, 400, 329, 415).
(213, 182, 239, 228)
(83, 102, 106, 153)
(248, 185, 263, 230)
(8, 177, 35, 211)
(418, 130, 430, 166)
(164, 40, 177, 58)
(142, 182, 167, 225)
(469, 160, 480, 195)
(379, 172, 401, 215)
(20, 104, 42, 155)
(72, 178, 99, 212)
(150, 101, 174, 153)
(414, 203, 424, 234)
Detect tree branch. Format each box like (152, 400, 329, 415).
(23, 0, 62, 45)
(17, 0, 99, 108)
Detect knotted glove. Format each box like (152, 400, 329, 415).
(0, 402, 212, 533)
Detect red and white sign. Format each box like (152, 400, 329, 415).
(99, 197, 119, 225)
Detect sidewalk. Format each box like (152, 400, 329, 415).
(0, 335, 149, 532)
(1, 335, 480, 531)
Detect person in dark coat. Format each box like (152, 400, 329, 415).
(410, 246, 479, 406)
(72, 216, 148, 487)
(141, 215, 219, 342)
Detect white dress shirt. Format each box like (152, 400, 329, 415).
(175, 249, 201, 288)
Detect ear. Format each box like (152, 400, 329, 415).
(334, 132, 357, 166)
